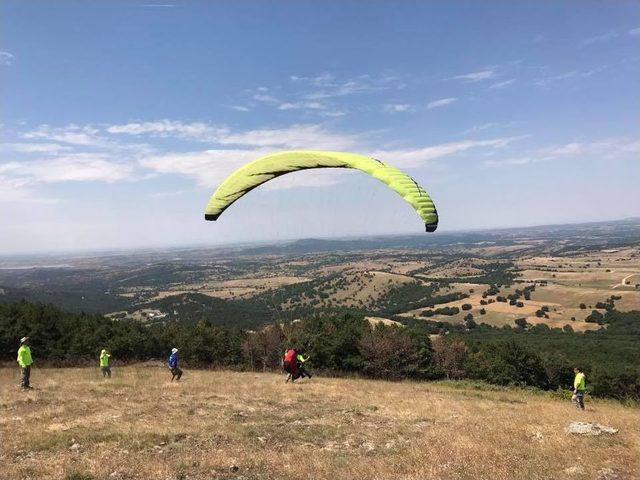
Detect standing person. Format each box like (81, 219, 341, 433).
(572, 366, 586, 411)
(168, 348, 182, 382)
(100, 349, 112, 378)
(17, 337, 33, 390)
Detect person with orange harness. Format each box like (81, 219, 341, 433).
(283, 348, 299, 383)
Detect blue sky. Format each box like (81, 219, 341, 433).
(1, 1, 639, 253)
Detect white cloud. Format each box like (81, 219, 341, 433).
(369, 136, 525, 168)
(278, 101, 326, 111)
(452, 70, 495, 82)
(459, 123, 500, 135)
(630, 27, 640, 36)
(150, 190, 186, 198)
(106, 120, 226, 141)
(582, 31, 618, 46)
(1, 143, 71, 154)
(0, 51, 14, 66)
(318, 110, 347, 118)
(303, 78, 386, 100)
(231, 105, 250, 112)
(95, 120, 356, 149)
(290, 73, 335, 86)
(252, 93, 279, 103)
(534, 71, 578, 87)
(23, 124, 105, 146)
(0, 154, 135, 184)
(427, 97, 458, 109)
(139, 136, 525, 190)
(215, 124, 357, 149)
(544, 139, 640, 159)
(382, 104, 414, 113)
(489, 79, 516, 89)
(484, 157, 535, 167)
(485, 138, 640, 168)
(546, 142, 583, 156)
(139, 149, 263, 187)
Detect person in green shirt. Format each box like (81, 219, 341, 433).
(571, 366, 586, 411)
(17, 337, 33, 390)
(100, 349, 112, 378)
(296, 351, 312, 380)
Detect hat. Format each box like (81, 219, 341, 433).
(171, 348, 178, 353)
(20, 336, 29, 344)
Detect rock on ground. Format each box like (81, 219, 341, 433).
(566, 422, 618, 436)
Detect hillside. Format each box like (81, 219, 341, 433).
(1, 367, 637, 480)
(1, 219, 638, 334)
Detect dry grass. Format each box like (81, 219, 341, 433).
(1, 367, 638, 480)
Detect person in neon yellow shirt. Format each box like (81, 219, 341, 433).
(100, 349, 112, 378)
(17, 337, 33, 390)
(296, 352, 312, 380)
(571, 366, 586, 410)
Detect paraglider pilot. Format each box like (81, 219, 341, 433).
(17, 336, 33, 390)
(168, 348, 183, 381)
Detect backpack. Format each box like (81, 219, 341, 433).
(283, 349, 296, 363)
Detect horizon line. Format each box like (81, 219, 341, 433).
(2, 215, 638, 259)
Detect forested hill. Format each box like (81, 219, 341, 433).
(1, 300, 638, 400)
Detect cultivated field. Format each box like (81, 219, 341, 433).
(1, 367, 638, 480)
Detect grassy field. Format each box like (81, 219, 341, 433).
(1, 367, 638, 480)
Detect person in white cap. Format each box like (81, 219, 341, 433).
(17, 337, 33, 390)
(168, 348, 182, 381)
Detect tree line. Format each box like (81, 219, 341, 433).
(0, 300, 638, 400)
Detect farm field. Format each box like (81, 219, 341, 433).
(1, 220, 638, 331)
(1, 367, 638, 480)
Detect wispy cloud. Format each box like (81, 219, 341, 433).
(369, 136, 525, 168)
(484, 157, 536, 167)
(484, 138, 640, 168)
(0, 154, 135, 184)
(0, 51, 14, 66)
(105, 120, 356, 148)
(17, 120, 635, 197)
(459, 123, 500, 136)
(582, 31, 618, 46)
(292, 72, 400, 101)
(630, 27, 640, 36)
(489, 79, 515, 89)
(215, 124, 357, 149)
(231, 105, 250, 112)
(318, 110, 347, 118)
(252, 93, 279, 103)
(1, 143, 72, 154)
(452, 70, 495, 82)
(150, 190, 186, 198)
(0, 176, 59, 204)
(106, 120, 226, 142)
(278, 101, 326, 111)
(543, 139, 640, 158)
(139, 149, 266, 188)
(534, 71, 578, 87)
(290, 73, 335, 86)
(23, 124, 105, 146)
(382, 104, 414, 114)
(304, 81, 380, 100)
(427, 97, 457, 109)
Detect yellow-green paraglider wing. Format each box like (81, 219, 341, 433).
(204, 150, 438, 232)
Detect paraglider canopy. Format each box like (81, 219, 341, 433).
(204, 150, 438, 232)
